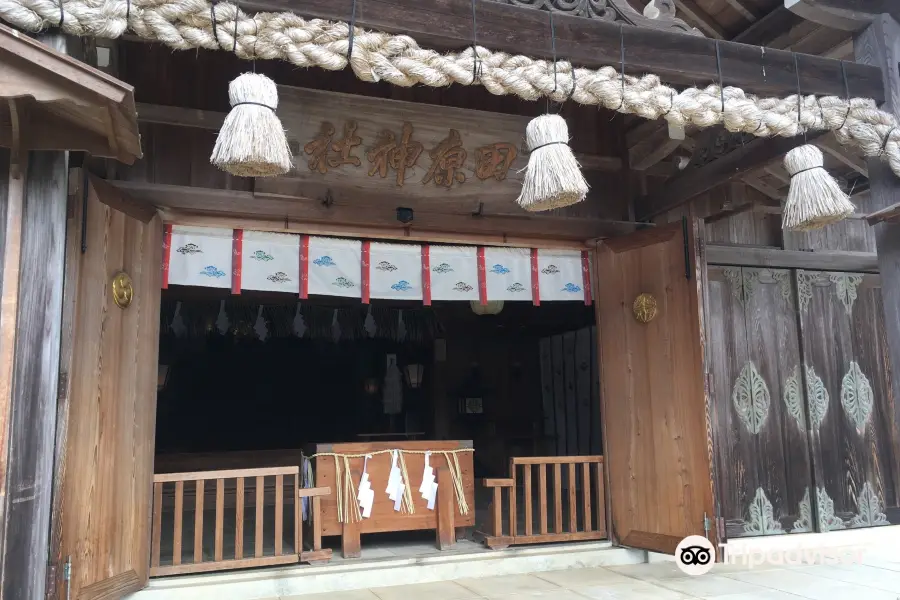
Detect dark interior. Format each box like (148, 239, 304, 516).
(155, 289, 597, 478)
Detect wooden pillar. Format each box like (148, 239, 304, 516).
(0, 147, 23, 600)
(0, 150, 68, 600)
(0, 32, 70, 600)
(855, 15, 900, 434)
(435, 468, 455, 550)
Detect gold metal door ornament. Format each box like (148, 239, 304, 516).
(112, 272, 134, 309)
(633, 293, 658, 323)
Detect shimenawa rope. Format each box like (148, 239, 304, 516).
(3, 0, 897, 179)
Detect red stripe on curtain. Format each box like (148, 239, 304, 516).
(421, 245, 432, 306)
(299, 235, 309, 299)
(581, 250, 593, 305)
(477, 247, 487, 305)
(531, 248, 541, 306)
(361, 240, 371, 304)
(161, 224, 172, 289)
(231, 229, 243, 295)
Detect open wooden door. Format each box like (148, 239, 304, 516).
(50, 173, 162, 600)
(595, 219, 717, 555)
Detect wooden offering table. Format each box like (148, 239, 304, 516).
(312, 440, 475, 558)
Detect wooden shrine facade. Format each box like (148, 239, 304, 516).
(0, 1, 899, 600)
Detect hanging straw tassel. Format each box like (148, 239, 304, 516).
(782, 145, 855, 231)
(210, 73, 293, 177)
(517, 114, 589, 212)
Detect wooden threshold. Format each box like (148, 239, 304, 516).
(149, 554, 298, 577)
(483, 531, 607, 549)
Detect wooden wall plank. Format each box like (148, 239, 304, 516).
(539, 339, 555, 449)
(590, 325, 602, 456)
(563, 332, 578, 457)
(576, 328, 592, 456)
(551, 335, 567, 457)
(1, 151, 67, 600)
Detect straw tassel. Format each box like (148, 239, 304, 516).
(782, 145, 855, 231)
(211, 73, 293, 177)
(397, 451, 415, 514)
(517, 114, 589, 212)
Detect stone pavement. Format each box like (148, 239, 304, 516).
(280, 546, 900, 600)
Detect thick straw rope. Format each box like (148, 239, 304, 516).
(311, 449, 473, 522)
(5, 0, 898, 178)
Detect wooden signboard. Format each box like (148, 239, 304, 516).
(255, 86, 532, 214)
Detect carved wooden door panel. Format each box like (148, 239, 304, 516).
(50, 177, 162, 600)
(595, 219, 717, 554)
(797, 271, 900, 530)
(706, 267, 814, 538)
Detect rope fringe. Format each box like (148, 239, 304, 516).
(7, 0, 900, 180)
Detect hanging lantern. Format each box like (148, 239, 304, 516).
(404, 364, 425, 389)
(210, 73, 293, 177)
(516, 114, 588, 212)
(363, 378, 379, 395)
(782, 145, 855, 231)
(470, 300, 504, 316)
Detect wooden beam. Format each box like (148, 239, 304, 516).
(742, 174, 785, 201)
(87, 174, 157, 223)
(732, 6, 802, 45)
(822, 37, 853, 59)
(627, 122, 687, 171)
(675, 0, 727, 38)
(705, 244, 878, 272)
(815, 135, 868, 176)
(109, 180, 638, 245)
(763, 165, 791, 185)
(786, 0, 900, 31)
(725, 0, 758, 22)
(785, 0, 872, 31)
(866, 201, 900, 225)
(635, 133, 817, 220)
(631, 137, 683, 171)
(234, 0, 884, 100)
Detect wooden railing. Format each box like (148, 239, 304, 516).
(482, 456, 606, 549)
(150, 467, 331, 576)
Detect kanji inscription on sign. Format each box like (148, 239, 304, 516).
(263, 85, 532, 203)
(306, 120, 517, 188)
